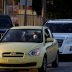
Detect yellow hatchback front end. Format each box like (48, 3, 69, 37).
(0, 42, 44, 69)
(0, 26, 59, 72)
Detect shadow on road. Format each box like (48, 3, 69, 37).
(59, 54, 72, 62)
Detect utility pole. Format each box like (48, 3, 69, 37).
(4, 0, 5, 14)
(24, 0, 27, 26)
(42, 0, 46, 24)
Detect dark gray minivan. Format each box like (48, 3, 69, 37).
(0, 15, 13, 38)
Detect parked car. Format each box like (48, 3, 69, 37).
(0, 15, 13, 39)
(59, 36, 72, 55)
(0, 26, 59, 72)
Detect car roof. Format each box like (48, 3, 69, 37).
(0, 15, 10, 17)
(11, 26, 47, 29)
(46, 19, 72, 24)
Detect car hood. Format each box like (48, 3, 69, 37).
(0, 43, 43, 53)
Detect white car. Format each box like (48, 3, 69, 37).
(59, 36, 72, 55)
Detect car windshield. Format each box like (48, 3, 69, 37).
(1, 29, 43, 43)
(63, 37, 72, 44)
(45, 23, 72, 33)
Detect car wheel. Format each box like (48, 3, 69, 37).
(38, 57, 47, 72)
(52, 54, 59, 68)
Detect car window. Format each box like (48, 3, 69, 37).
(44, 29, 50, 38)
(44, 28, 51, 42)
(1, 29, 43, 43)
(0, 16, 13, 28)
(44, 23, 72, 33)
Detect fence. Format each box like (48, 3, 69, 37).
(11, 14, 43, 26)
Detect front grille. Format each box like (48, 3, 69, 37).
(56, 39, 63, 47)
(2, 52, 24, 57)
(0, 62, 36, 67)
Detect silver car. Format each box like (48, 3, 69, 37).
(59, 36, 72, 55)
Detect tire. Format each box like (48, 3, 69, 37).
(52, 54, 59, 68)
(38, 57, 47, 72)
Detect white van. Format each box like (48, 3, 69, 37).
(44, 19, 72, 54)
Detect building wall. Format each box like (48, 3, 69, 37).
(1, 0, 44, 26)
(0, 0, 4, 14)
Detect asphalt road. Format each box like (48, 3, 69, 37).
(47, 62, 72, 72)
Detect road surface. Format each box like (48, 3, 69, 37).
(47, 62, 72, 72)
(0, 62, 72, 72)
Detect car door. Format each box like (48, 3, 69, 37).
(44, 28, 56, 63)
(48, 28, 58, 60)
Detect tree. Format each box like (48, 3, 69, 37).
(32, 0, 42, 16)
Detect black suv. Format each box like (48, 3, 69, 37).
(0, 15, 13, 38)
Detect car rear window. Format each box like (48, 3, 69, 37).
(0, 15, 13, 28)
(44, 23, 72, 33)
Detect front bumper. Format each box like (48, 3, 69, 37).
(0, 56, 43, 69)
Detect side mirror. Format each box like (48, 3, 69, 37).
(45, 38, 53, 42)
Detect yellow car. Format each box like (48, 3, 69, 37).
(0, 26, 59, 72)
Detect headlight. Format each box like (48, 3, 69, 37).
(29, 48, 40, 56)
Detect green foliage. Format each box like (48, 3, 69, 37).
(46, 0, 72, 19)
(32, 0, 42, 16)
